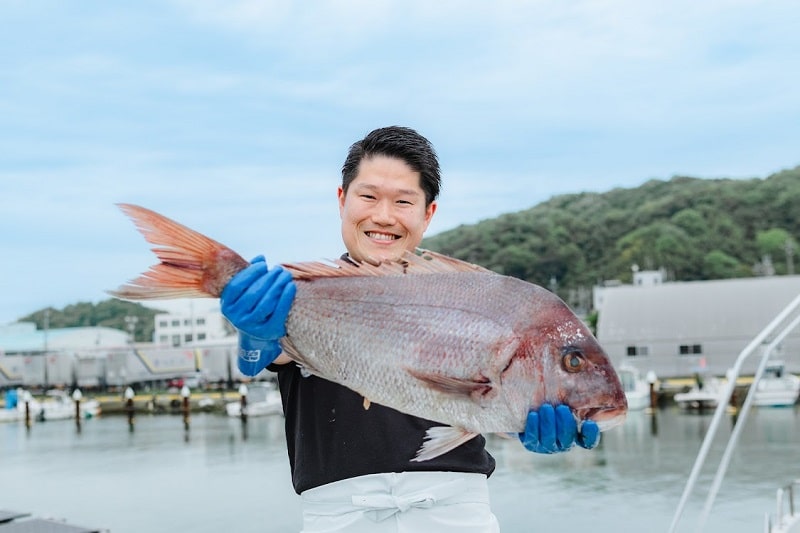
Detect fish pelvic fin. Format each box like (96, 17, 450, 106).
(406, 368, 499, 405)
(108, 204, 250, 301)
(412, 426, 480, 462)
(281, 248, 494, 281)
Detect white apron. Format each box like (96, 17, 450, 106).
(299, 471, 501, 532)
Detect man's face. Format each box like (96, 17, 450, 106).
(338, 155, 437, 264)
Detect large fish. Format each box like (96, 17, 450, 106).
(110, 204, 627, 460)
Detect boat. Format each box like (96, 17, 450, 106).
(616, 363, 652, 410)
(0, 406, 23, 423)
(35, 390, 101, 421)
(766, 479, 800, 533)
(2, 389, 100, 422)
(674, 373, 723, 410)
(226, 382, 282, 417)
(753, 361, 800, 407)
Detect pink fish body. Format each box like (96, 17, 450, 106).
(111, 204, 627, 460)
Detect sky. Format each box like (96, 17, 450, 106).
(1, 0, 799, 325)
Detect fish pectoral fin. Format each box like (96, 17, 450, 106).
(412, 426, 481, 462)
(407, 368, 498, 404)
(280, 339, 322, 375)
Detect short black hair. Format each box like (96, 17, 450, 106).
(341, 126, 441, 206)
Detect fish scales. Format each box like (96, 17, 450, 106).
(282, 272, 564, 433)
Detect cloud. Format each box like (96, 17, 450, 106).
(0, 0, 798, 324)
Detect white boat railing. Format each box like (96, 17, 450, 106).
(768, 479, 800, 533)
(668, 291, 800, 533)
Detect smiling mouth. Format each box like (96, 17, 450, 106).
(365, 231, 399, 242)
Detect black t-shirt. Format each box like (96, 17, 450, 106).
(268, 361, 496, 494)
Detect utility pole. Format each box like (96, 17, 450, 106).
(43, 308, 50, 391)
(785, 239, 795, 275)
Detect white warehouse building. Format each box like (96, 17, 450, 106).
(153, 305, 230, 347)
(595, 273, 800, 379)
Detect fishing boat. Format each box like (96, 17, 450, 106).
(752, 361, 800, 408)
(617, 363, 651, 411)
(226, 382, 283, 417)
(674, 373, 723, 410)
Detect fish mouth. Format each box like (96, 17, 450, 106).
(578, 407, 627, 432)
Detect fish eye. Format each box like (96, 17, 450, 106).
(561, 348, 586, 373)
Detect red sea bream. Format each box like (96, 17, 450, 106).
(110, 204, 627, 460)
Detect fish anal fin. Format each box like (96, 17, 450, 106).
(407, 368, 498, 404)
(412, 426, 480, 462)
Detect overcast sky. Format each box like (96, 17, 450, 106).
(1, 0, 798, 325)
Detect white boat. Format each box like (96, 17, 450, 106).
(226, 382, 282, 417)
(35, 390, 101, 421)
(753, 362, 800, 408)
(1, 389, 100, 423)
(674, 374, 723, 410)
(617, 363, 652, 410)
(0, 407, 23, 423)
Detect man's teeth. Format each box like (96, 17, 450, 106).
(366, 232, 397, 241)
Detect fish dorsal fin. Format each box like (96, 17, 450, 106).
(281, 248, 494, 281)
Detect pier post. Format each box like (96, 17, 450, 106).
(238, 383, 248, 424)
(646, 371, 659, 435)
(181, 385, 191, 432)
(72, 388, 82, 433)
(124, 387, 135, 432)
(23, 390, 32, 430)
(646, 371, 658, 411)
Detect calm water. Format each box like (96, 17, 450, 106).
(2, 406, 799, 533)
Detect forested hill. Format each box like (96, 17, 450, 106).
(422, 165, 800, 301)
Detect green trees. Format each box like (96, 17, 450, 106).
(21, 300, 161, 342)
(423, 165, 800, 298)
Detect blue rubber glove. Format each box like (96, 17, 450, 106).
(518, 404, 600, 453)
(221, 256, 296, 376)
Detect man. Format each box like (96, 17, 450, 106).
(221, 126, 598, 532)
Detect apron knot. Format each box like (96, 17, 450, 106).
(352, 492, 436, 521)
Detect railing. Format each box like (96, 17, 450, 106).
(668, 291, 800, 533)
(767, 479, 800, 533)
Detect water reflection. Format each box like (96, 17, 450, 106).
(3, 406, 799, 533)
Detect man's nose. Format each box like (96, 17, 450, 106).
(371, 200, 396, 225)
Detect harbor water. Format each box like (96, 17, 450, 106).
(2, 405, 799, 532)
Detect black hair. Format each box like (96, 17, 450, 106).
(341, 126, 441, 206)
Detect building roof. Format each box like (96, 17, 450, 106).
(0, 322, 129, 353)
(597, 275, 800, 345)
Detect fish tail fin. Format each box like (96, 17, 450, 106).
(108, 203, 249, 301)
